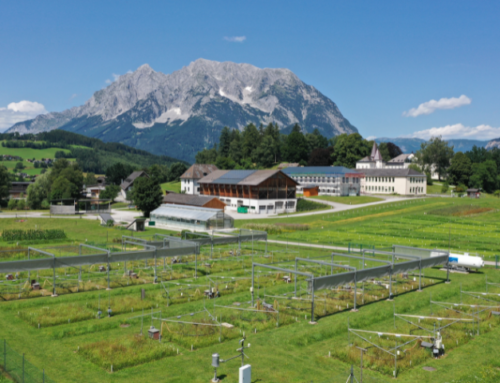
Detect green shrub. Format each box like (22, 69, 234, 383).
(8, 199, 17, 210)
(441, 182, 449, 193)
(2, 229, 66, 242)
(297, 198, 327, 212)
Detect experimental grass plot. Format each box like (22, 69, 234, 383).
(78, 318, 178, 372)
(333, 300, 500, 377)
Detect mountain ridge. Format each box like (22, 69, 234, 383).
(7, 59, 357, 162)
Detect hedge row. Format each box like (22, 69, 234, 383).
(2, 229, 66, 241)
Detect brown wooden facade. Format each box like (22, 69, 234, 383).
(199, 173, 296, 200)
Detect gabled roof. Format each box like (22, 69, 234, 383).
(388, 154, 412, 163)
(370, 142, 378, 159)
(120, 170, 148, 190)
(198, 169, 298, 186)
(180, 164, 219, 179)
(163, 194, 226, 207)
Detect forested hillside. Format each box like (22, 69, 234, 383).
(0, 131, 186, 173)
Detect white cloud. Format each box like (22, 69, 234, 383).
(403, 95, 471, 117)
(366, 136, 377, 140)
(0, 101, 48, 131)
(69, 94, 78, 100)
(224, 36, 246, 43)
(409, 123, 500, 140)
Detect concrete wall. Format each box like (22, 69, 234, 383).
(50, 205, 75, 215)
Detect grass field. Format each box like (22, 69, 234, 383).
(161, 181, 181, 193)
(0, 237, 499, 382)
(1, 198, 500, 382)
(0, 144, 76, 177)
(238, 196, 500, 260)
(310, 195, 383, 204)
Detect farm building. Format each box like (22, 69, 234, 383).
(120, 171, 149, 198)
(467, 188, 481, 198)
(282, 166, 362, 197)
(180, 164, 219, 195)
(360, 168, 427, 195)
(163, 193, 226, 210)
(149, 204, 233, 230)
(302, 185, 319, 197)
(84, 177, 107, 199)
(197, 169, 297, 214)
(9, 181, 34, 199)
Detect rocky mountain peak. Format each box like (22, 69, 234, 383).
(7, 59, 357, 162)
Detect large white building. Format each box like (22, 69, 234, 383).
(356, 143, 426, 196)
(180, 164, 219, 195)
(197, 169, 298, 214)
(282, 166, 362, 196)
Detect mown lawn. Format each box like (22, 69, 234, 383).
(310, 195, 383, 204)
(160, 181, 181, 193)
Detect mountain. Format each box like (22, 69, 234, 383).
(485, 138, 500, 150)
(7, 59, 357, 163)
(375, 137, 489, 154)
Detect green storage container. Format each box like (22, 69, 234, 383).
(237, 206, 248, 214)
(148, 221, 156, 226)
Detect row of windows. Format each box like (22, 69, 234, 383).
(366, 177, 395, 183)
(410, 187, 424, 193)
(367, 186, 394, 192)
(410, 178, 424, 183)
(292, 176, 359, 184)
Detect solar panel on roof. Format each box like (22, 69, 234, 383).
(212, 170, 256, 184)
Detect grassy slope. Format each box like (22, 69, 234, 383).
(0, 143, 74, 176)
(160, 181, 181, 193)
(310, 195, 383, 204)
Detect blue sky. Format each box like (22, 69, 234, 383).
(1, 0, 499, 140)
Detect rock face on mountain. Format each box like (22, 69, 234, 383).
(7, 59, 357, 162)
(485, 138, 500, 150)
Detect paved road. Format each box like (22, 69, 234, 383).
(225, 195, 421, 220)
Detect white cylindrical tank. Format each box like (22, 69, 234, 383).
(431, 251, 484, 269)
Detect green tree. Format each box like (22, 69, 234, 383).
(218, 127, 232, 158)
(100, 184, 121, 202)
(0, 165, 11, 205)
(105, 163, 136, 185)
(465, 145, 491, 164)
(228, 132, 243, 164)
(305, 129, 328, 154)
(241, 124, 261, 159)
(331, 133, 371, 168)
(282, 124, 309, 163)
(441, 182, 449, 193)
(493, 190, 500, 198)
(469, 160, 498, 193)
(168, 162, 188, 182)
(17, 199, 26, 210)
(132, 177, 163, 218)
(415, 136, 454, 181)
(253, 136, 276, 168)
(448, 152, 472, 186)
(84, 172, 96, 186)
(49, 159, 83, 200)
(215, 156, 236, 170)
(378, 142, 403, 162)
(50, 177, 73, 200)
(148, 164, 169, 185)
(15, 162, 25, 170)
(8, 198, 17, 210)
(195, 146, 218, 164)
(308, 147, 333, 166)
(27, 172, 51, 209)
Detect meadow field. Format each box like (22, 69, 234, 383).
(0, 143, 74, 176)
(239, 196, 500, 260)
(0, 237, 499, 383)
(0, 197, 499, 382)
(310, 195, 383, 204)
